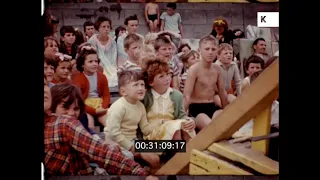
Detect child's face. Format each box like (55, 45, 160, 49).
(126, 42, 142, 62)
(44, 40, 59, 58)
(246, 63, 262, 76)
(55, 98, 80, 119)
(98, 21, 111, 36)
(83, 54, 99, 75)
(122, 80, 146, 101)
(218, 49, 233, 65)
(181, 46, 191, 54)
(254, 40, 267, 54)
(44, 78, 51, 112)
(157, 44, 173, 61)
(199, 41, 218, 63)
(187, 54, 199, 68)
(119, 30, 126, 37)
(62, 32, 76, 45)
(150, 71, 172, 93)
(215, 25, 225, 34)
(44, 62, 55, 82)
(85, 25, 95, 38)
(55, 61, 71, 80)
(167, 7, 175, 16)
(127, 20, 139, 34)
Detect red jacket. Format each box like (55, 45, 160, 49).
(72, 72, 110, 116)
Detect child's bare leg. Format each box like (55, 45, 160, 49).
(140, 153, 160, 171)
(87, 113, 95, 129)
(213, 95, 222, 108)
(149, 21, 155, 32)
(212, 110, 223, 120)
(154, 19, 159, 32)
(194, 113, 212, 130)
(181, 130, 192, 142)
(172, 130, 182, 140)
(98, 113, 107, 127)
(227, 94, 237, 103)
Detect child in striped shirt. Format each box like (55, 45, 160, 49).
(179, 50, 199, 93)
(118, 34, 143, 74)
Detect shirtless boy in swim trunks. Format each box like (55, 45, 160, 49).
(145, 0, 160, 33)
(183, 35, 228, 130)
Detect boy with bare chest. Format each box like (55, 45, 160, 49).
(183, 35, 228, 128)
(145, 0, 160, 33)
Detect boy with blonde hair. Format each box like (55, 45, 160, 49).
(214, 43, 241, 105)
(118, 34, 143, 74)
(184, 35, 227, 129)
(105, 70, 160, 170)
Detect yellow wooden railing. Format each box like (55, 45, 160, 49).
(155, 59, 279, 175)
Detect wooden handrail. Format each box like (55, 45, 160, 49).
(155, 60, 279, 175)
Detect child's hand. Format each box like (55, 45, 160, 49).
(96, 107, 108, 115)
(181, 120, 195, 131)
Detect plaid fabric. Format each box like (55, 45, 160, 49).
(44, 114, 147, 175)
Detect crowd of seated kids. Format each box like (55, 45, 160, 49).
(44, 3, 279, 176)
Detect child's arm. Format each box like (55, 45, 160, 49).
(183, 66, 197, 111)
(234, 65, 242, 96)
(241, 78, 249, 92)
(178, 14, 183, 38)
(144, 3, 149, 23)
(139, 105, 162, 136)
(104, 104, 133, 150)
(100, 73, 111, 109)
(215, 65, 228, 109)
(160, 12, 165, 31)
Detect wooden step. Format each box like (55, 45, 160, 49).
(207, 141, 279, 175)
(190, 149, 252, 175)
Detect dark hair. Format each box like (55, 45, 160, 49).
(50, 84, 85, 120)
(60, 26, 76, 37)
(94, 16, 112, 31)
(167, 3, 177, 9)
(124, 14, 139, 25)
(44, 58, 58, 70)
(154, 36, 172, 51)
(74, 29, 85, 46)
(252, 38, 266, 47)
(245, 55, 265, 71)
(83, 21, 94, 32)
(118, 70, 144, 88)
(265, 56, 278, 68)
(158, 32, 173, 42)
(115, 26, 126, 42)
(178, 43, 191, 53)
(76, 43, 100, 72)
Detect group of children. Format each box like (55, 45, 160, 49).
(44, 3, 278, 176)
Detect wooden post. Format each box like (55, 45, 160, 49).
(252, 105, 272, 155)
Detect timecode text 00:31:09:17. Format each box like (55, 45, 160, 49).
(134, 140, 186, 153)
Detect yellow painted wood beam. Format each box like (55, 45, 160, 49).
(155, 60, 279, 175)
(190, 149, 252, 175)
(252, 106, 272, 154)
(208, 141, 279, 174)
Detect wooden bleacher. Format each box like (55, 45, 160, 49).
(155, 59, 279, 175)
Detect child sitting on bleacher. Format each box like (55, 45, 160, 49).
(44, 57, 57, 88)
(141, 57, 197, 142)
(214, 43, 241, 105)
(104, 70, 160, 170)
(52, 53, 72, 84)
(72, 45, 110, 129)
(118, 34, 143, 74)
(241, 55, 265, 92)
(179, 50, 199, 93)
